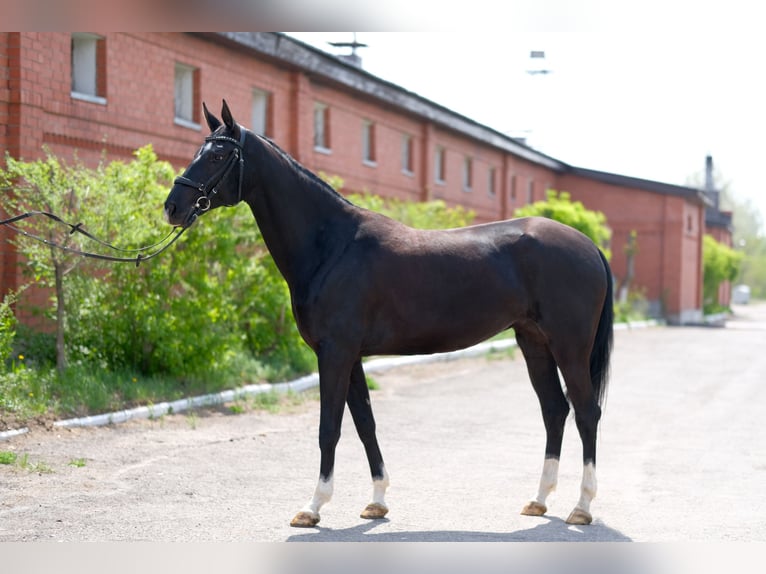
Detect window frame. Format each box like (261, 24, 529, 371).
(251, 87, 272, 137)
(174, 62, 200, 130)
(362, 119, 377, 166)
(434, 145, 446, 185)
(526, 179, 535, 204)
(487, 166, 496, 197)
(462, 156, 473, 192)
(313, 102, 331, 153)
(70, 33, 106, 105)
(401, 134, 414, 175)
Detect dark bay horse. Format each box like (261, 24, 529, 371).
(164, 101, 614, 528)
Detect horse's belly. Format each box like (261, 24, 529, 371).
(364, 298, 516, 357)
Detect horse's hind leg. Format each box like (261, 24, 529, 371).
(555, 353, 601, 526)
(347, 360, 389, 520)
(516, 328, 570, 518)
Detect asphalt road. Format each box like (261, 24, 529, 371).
(1, 303, 765, 542)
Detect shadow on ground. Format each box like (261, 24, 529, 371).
(286, 515, 631, 542)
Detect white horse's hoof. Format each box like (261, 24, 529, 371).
(290, 510, 320, 527)
(565, 507, 592, 525)
(360, 502, 388, 519)
(521, 501, 548, 516)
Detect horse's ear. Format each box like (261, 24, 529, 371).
(203, 102, 221, 132)
(221, 99, 241, 139)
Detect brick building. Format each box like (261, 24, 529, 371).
(1, 32, 732, 324)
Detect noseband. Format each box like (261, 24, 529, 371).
(173, 128, 247, 226)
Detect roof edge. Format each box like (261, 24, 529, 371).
(568, 166, 712, 206)
(196, 32, 566, 171)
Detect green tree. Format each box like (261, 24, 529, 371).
(512, 189, 612, 259)
(1, 151, 101, 371)
(702, 234, 744, 312)
(687, 166, 765, 299)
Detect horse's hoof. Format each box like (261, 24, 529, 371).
(360, 502, 389, 519)
(521, 501, 547, 516)
(290, 511, 320, 528)
(565, 508, 592, 525)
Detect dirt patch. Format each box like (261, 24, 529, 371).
(0, 412, 57, 433)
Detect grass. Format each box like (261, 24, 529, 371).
(0, 450, 53, 473)
(0, 450, 17, 465)
(485, 344, 517, 361)
(366, 375, 380, 390)
(228, 389, 309, 415)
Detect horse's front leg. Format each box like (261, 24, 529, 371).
(290, 344, 353, 528)
(347, 360, 389, 520)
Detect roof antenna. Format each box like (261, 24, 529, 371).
(329, 32, 367, 69)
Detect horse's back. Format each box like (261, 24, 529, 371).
(343, 215, 607, 356)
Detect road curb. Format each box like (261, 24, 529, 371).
(1, 319, 660, 440)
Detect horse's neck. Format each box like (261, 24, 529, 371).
(245, 145, 358, 290)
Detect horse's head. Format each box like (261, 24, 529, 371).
(164, 100, 246, 227)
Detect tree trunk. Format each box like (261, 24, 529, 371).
(54, 260, 67, 373)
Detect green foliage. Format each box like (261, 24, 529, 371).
(614, 286, 650, 323)
(2, 145, 313, 419)
(687, 167, 766, 300)
(737, 235, 766, 300)
(1, 150, 98, 370)
(349, 193, 475, 229)
(319, 171, 475, 230)
(0, 451, 17, 465)
(513, 190, 612, 259)
(0, 289, 20, 369)
(703, 234, 744, 312)
(2, 157, 477, 421)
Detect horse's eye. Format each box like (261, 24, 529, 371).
(211, 154, 224, 162)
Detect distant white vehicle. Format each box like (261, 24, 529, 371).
(732, 284, 751, 305)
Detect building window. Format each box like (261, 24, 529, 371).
(401, 134, 414, 175)
(488, 167, 496, 197)
(362, 120, 376, 165)
(510, 174, 517, 202)
(71, 33, 106, 103)
(462, 157, 473, 192)
(526, 179, 535, 204)
(314, 102, 331, 151)
(434, 146, 446, 184)
(251, 87, 271, 136)
(174, 63, 200, 128)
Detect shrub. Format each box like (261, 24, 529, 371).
(513, 189, 612, 259)
(702, 234, 743, 313)
(1, 290, 19, 371)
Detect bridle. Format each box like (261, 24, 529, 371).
(172, 128, 247, 227)
(0, 129, 248, 267)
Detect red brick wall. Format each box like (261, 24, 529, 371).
(557, 173, 704, 320)
(1, 33, 19, 298)
(1, 32, 711, 324)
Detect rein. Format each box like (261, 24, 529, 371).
(0, 210, 188, 267)
(2, 129, 248, 266)
(172, 129, 247, 226)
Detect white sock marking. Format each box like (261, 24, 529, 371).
(301, 474, 334, 517)
(371, 465, 390, 507)
(575, 461, 597, 513)
(535, 457, 560, 506)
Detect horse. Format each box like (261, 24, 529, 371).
(164, 100, 614, 528)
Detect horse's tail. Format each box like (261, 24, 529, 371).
(590, 249, 614, 411)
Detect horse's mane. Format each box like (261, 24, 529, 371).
(253, 132, 354, 207)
